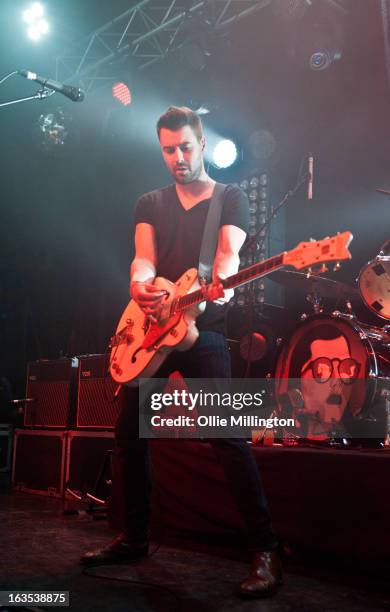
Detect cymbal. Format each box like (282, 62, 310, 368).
(268, 270, 360, 301)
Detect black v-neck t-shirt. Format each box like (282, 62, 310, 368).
(133, 183, 249, 333)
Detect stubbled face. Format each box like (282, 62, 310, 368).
(159, 125, 205, 184)
(300, 336, 353, 424)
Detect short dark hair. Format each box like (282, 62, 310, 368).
(156, 106, 203, 141)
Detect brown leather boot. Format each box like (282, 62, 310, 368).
(80, 533, 148, 566)
(239, 551, 282, 598)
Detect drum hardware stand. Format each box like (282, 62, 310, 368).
(382, 324, 390, 336)
(332, 310, 357, 322)
(327, 419, 350, 447)
(252, 408, 279, 446)
(306, 291, 324, 315)
(344, 300, 355, 315)
(298, 413, 350, 448)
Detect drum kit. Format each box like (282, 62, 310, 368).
(269, 239, 390, 447)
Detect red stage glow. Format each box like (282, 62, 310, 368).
(112, 82, 132, 106)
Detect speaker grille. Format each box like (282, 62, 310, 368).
(25, 360, 75, 428)
(77, 355, 124, 429)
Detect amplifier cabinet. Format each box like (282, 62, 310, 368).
(76, 354, 124, 429)
(0, 424, 13, 473)
(65, 430, 114, 500)
(25, 358, 78, 428)
(12, 429, 66, 497)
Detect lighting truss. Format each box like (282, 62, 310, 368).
(55, 0, 273, 93)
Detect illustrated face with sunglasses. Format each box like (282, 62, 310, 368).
(299, 335, 359, 425)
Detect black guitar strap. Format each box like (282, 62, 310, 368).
(198, 182, 227, 284)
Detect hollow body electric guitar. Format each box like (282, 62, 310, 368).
(109, 232, 353, 386)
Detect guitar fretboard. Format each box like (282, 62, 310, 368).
(173, 253, 284, 313)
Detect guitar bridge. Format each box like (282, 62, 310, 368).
(110, 320, 135, 347)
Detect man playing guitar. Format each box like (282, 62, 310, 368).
(81, 106, 282, 598)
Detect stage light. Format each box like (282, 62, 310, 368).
(33, 108, 70, 154)
(39, 110, 67, 145)
(293, 15, 344, 72)
(212, 139, 238, 169)
(112, 82, 132, 106)
(310, 50, 331, 71)
(27, 20, 49, 40)
(23, 2, 44, 23)
(230, 172, 273, 308)
(23, 3, 49, 41)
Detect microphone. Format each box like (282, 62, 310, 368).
(307, 153, 313, 200)
(18, 70, 85, 102)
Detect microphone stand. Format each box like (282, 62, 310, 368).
(0, 70, 55, 109)
(238, 167, 308, 379)
(0, 88, 55, 108)
(242, 171, 308, 257)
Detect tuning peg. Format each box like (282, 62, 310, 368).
(309, 238, 316, 242)
(306, 267, 312, 278)
(319, 264, 328, 273)
(333, 261, 341, 272)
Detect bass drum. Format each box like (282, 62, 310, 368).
(274, 313, 390, 442)
(358, 239, 390, 320)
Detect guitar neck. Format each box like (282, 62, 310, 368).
(175, 253, 285, 312)
(222, 253, 284, 290)
(174, 230, 353, 313)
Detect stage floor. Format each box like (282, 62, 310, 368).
(1, 489, 389, 612)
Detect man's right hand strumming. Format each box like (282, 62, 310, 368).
(130, 281, 166, 323)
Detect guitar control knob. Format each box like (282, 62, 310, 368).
(112, 364, 123, 375)
(126, 318, 133, 325)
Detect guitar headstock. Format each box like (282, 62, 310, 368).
(283, 231, 353, 271)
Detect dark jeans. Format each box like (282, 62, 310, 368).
(115, 330, 278, 551)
